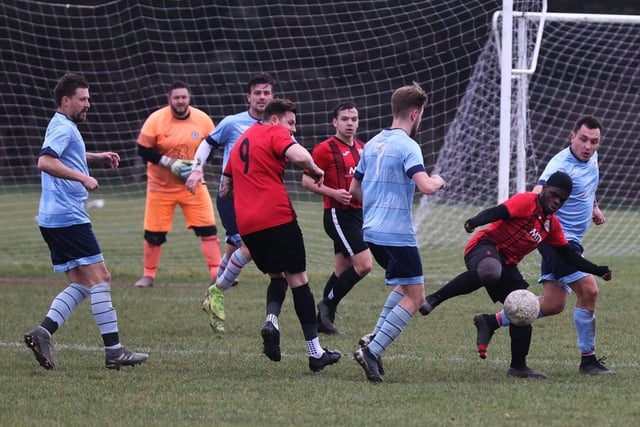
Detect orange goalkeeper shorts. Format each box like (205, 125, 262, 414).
(143, 185, 216, 232)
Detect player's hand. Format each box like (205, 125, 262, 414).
(160, 155, 192, 180)
(309, 165, 324, 187)
(333, 189, 352, 205)
(598, 267, 612, 281)
(100, 152, 120, 168)
(186, 169, 204, 194)
(169, 160, 193, 180)
(88, 151, 120, 168)
(592, 206, 605, 225)
(433, 174, 446, 190)
(81, 175, 99, 191)
(464, 219, 474, 233)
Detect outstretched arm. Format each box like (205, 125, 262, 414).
(553, 245, 612, 280)
(86, 151, 119, 168)
(413, 171, 445, 196)
(301, 173, 352, 205)
(285, 144, 324, 186)
(464, 204, 510, 233)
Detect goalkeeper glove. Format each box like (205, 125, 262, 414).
(160, 156, 194, 180)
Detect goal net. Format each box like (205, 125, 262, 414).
(0, 0, 503, 281)
(415, 8, 640, 280)
(1, 0, 637, 284)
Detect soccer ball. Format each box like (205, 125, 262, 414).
(503, 289, 540, 326)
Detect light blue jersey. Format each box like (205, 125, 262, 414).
(538, 147, 599, 242)
(205, 111, 259, 170)
(356, 128, 426, 247)
(38, 112, 91, 227)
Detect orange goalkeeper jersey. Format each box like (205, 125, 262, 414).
(137, 105, 215, 193)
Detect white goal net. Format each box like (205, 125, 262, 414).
(0, 0, 502, 280)
(415, 7, 640, 280)
(1, 0, 638, 283)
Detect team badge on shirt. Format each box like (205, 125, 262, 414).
(544, 219, 550, 233)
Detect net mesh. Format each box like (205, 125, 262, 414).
(2, 1, 637, 282)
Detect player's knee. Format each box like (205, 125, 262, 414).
(576, 284, 599, 306)
(477, 257, 502, 284)
(354, 261, 372, 277)
(540, 298, 565, 316)
(353, 253, 373, 276)
(192, 225, 217, 237)
(144, 231, 167, 245)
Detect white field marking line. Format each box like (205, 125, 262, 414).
(4, 340, 637, 368)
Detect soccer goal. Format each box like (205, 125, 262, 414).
(416, 2, 640, 280)
(0, 0, 503, 279)
(1, 0, 637, 281)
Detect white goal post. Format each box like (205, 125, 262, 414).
(495, 1, 640, 201)
(416, 4, 640, 278)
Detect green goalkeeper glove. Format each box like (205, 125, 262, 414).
(160, 156, 194, 180)
(170, 160, 194, 180)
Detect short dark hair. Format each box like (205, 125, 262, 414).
(332, 100, 359, 120)
(264, 98, 296, 120)
(246, 72, 276, 94)
(53, 73, 89, 106)
(546, 171, 573, 194)
(573, 115, 602, 134)
(168, 80, 191, 95)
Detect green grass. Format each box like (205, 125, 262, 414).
(1, 189, 639, 426)
(2, 258, 640, 426)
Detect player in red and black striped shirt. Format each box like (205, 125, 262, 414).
(419, 171, 611, 379)
(301, 101, 373, 334)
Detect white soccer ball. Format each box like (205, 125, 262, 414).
(503, 289, 540, 326)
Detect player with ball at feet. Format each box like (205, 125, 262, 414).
(417, 171, 611, 379)
(478, 116, 615, 375)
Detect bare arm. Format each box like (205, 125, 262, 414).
(301, 173, 352, 205)
(219, 174, 233, 199)
(38, 154, 99, 191)
(186, 140, 214, 194)
(592, 201, 605, 225)
(86, 151, 119, 168)
(285, 144, 324, 186)
(413, 171, 446, 196)
(349, 177, 362, 202)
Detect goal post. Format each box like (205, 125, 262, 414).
(494, 3, 640, 202)
(416, 6, 640, 278)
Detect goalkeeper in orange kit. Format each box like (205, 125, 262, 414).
(134, 80, 221, 287)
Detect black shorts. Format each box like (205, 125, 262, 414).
(323, 208, 368, 257)
(368, 242, 423, 285)
(39, 223, 103, 273)
(242, 220, 306, 275)
(464, 241, 529, 303)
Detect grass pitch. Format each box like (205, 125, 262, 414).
(1, 191, 639, 426)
